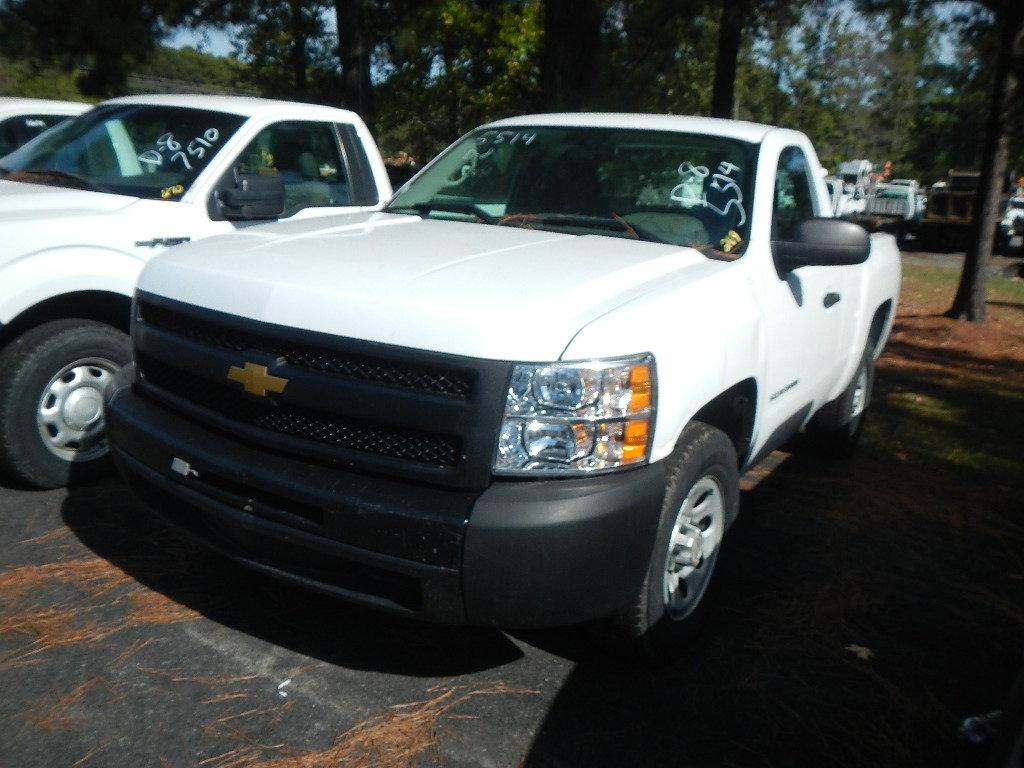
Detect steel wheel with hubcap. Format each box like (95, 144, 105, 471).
(0, 319, 130, 489)
(36, 357, 119, 463)
(664, 475, 726, 622)
(617, 421, 739, 661)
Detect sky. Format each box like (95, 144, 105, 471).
(165, 25, 238, 58)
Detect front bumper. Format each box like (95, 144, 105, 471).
(106, 370, 666, 628)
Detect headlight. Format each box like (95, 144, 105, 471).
(494, 354, 655, 475)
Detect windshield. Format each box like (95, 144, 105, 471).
(0, 104, 246, 200)
(387, 126, 757, 254)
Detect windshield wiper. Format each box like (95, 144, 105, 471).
(8, 169, 109, 193)
(498, 213, 659, 242)
(389, 201, 497, 224)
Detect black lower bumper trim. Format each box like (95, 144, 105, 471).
(114, 448, 464, 622)
(108, 376, 668, 628)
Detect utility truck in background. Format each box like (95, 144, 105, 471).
(105, 113, 900, 658)
(0, 94, 391, 488)
(836, 159, 874, 217)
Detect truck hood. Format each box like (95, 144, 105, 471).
(0, 179, 138, 220)
(139, 212, 715, 361)
(0, 180, 143, 267)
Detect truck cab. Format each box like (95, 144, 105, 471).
(0, 94, 391, 488)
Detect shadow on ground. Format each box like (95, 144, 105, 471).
(50, 304, 1024, 767)
(519, 313, 1024, 767)
(59, 483, 523, 678)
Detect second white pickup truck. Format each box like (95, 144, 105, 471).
(0, 94, 391, 488)
(106, 113, 900, 657)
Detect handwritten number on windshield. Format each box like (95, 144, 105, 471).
(137, 128, 221, 171)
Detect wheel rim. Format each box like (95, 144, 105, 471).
(36, 357, 119, 463)
(663, 475, 725, 621)
(850, 366, 869, 419)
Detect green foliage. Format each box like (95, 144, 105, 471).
(0, 56, 88, 100)
(134, 45, 249, 91)
(373, 0, 543, 160)
(1, 0, 1019, 187)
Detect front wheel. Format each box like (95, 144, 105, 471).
(0, 320, 130, 489)
(616, 422, 739, 660)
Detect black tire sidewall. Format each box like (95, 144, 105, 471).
(626, 422, 739, 658)
(0, 320, 130, 489)
(808, 344, 875, 456)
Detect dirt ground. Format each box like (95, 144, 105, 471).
(0, 257, 1021, 768)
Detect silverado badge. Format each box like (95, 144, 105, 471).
(227, 362, 288, 397)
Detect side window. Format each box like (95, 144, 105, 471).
(232, 121, 351, 216)
(772, 147, 817, 240)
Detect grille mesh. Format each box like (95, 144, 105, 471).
(139, 301, 472, 399)
(138, 355, 460, 467)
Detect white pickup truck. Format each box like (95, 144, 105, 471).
(106, 114, 900, 657)
(0, 97, 90, 157)
(0, 94, 391, 488)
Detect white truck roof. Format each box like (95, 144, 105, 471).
(101, 93, 363, 122)
(485, 112, 778, 144)
(0, 97, 91, 115)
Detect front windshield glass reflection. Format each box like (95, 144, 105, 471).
(0, 104, 247, 200)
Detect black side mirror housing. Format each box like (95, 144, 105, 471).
(215, 173, 286, 220)
(773, 218, 870, 271)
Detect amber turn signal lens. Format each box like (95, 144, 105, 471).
(629, 364, 652, 412)
(622, 419, 649, 462)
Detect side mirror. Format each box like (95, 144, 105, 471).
(215, 173, 286, 220)
(773, 218, 870, 271)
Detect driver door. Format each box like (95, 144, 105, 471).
(759, 147, 850, 433)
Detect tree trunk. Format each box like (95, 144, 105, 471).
(289, 0, 308, 95)
(540, 0, 601, 111)
(710, 0, 751, 119)
(948, 3, 1024, 322)
(335, 0, 373, 124)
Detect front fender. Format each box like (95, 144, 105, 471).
(560, 260, 761, 464)
(0, 246, 144, 325)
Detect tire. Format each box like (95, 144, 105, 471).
(807, 344, 874, 458)
(0, 320, 131, 489)
(615, 421, 739, 661)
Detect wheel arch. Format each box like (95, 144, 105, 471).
(687, 378, 758, 468)
(0, 291, 132, 350)
(867, 298, 894, 359)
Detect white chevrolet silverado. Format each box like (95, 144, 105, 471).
(106, 114, 900, 656)
(0, 94, 391, 488)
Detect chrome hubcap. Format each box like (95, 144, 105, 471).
(664, 475, 725, 621)
(36, 358, 119, 462)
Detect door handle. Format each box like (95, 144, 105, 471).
(823, 292, 841, 308)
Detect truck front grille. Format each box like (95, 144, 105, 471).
(867, 198, 906, 216)
(131, 293, 512, 489)
(139, 300, 472, 399)
(137, 355, 460, 467)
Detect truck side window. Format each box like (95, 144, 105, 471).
(772, 147, 816, 241)
(233, 121, 351, 216)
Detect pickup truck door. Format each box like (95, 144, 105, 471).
(757, 147, 849, 442)
(207, 119, 379, 228)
